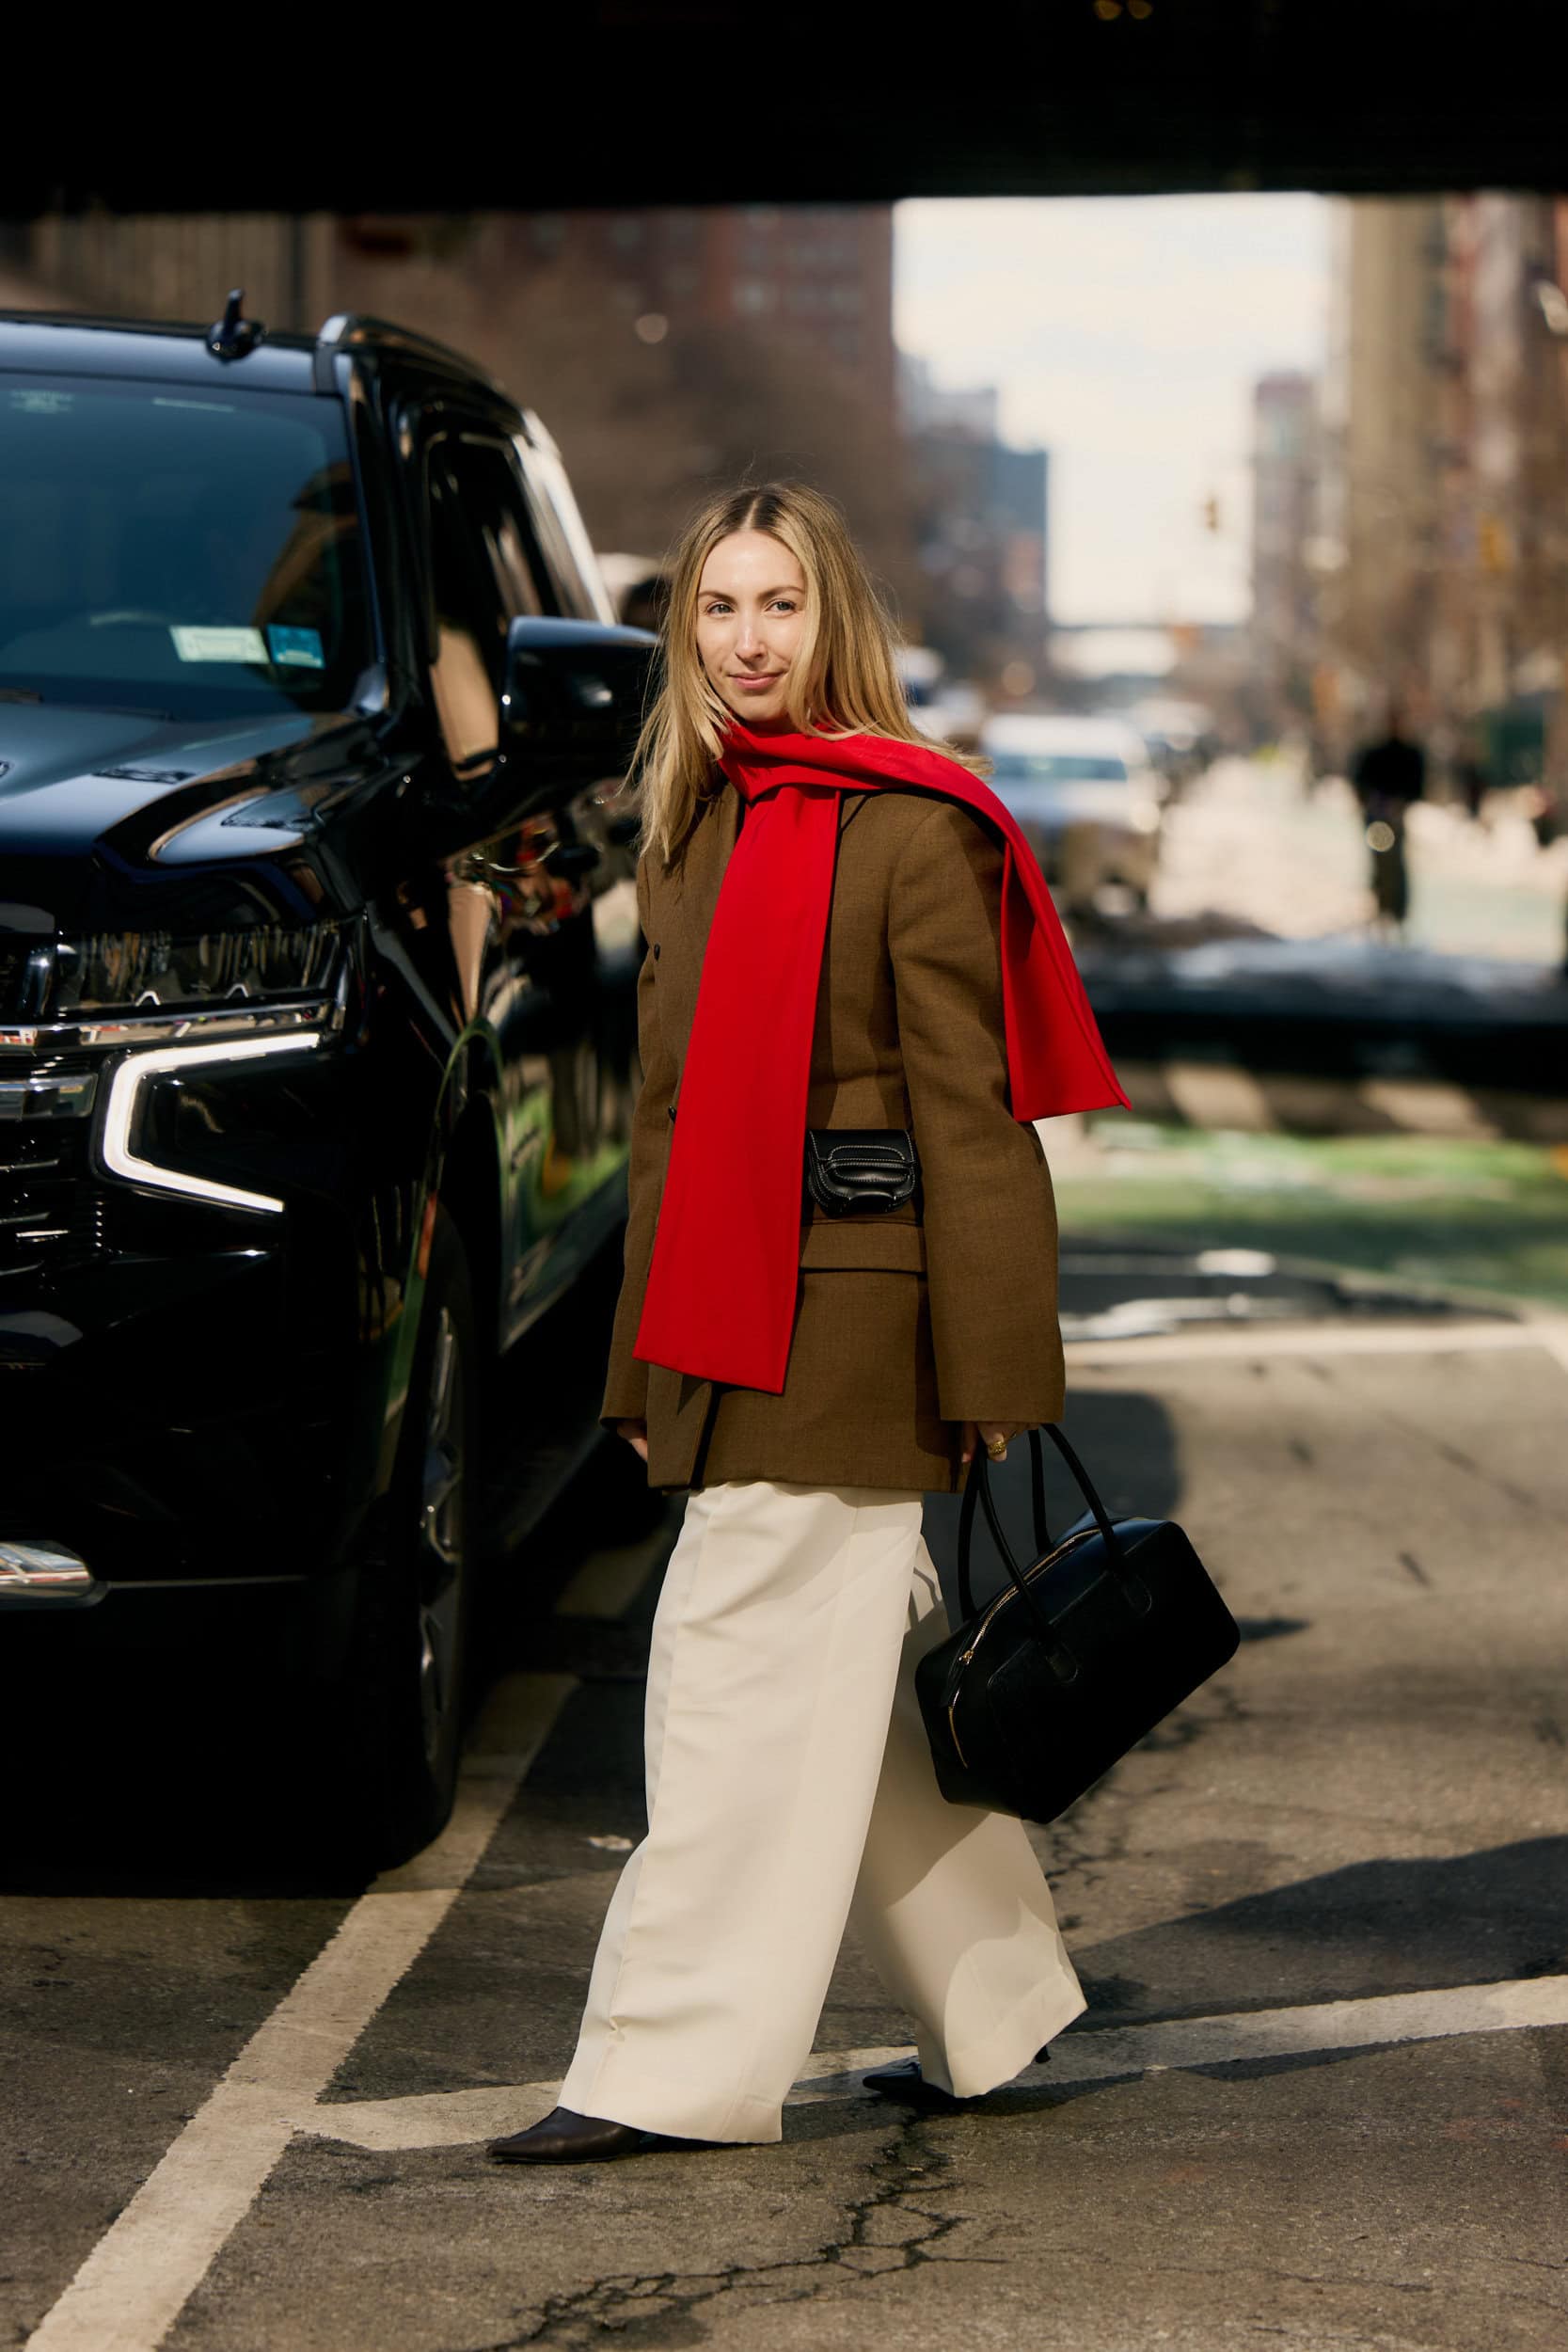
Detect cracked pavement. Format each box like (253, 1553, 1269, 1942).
(6, 1329, 1568, 2351)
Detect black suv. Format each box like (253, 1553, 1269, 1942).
(0, 302, 654, 1856)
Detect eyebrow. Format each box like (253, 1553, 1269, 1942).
(700, 582, 804, 599)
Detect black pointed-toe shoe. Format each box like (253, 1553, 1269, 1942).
(487, 2106, 661, 2164)
(861, 2058, 974, 2109)
(862, 2044, 1052, 2109)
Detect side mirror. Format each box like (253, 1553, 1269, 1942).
(500, 615, 656, 775)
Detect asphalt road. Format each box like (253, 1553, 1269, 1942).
(6, 1303, 1568, 2352)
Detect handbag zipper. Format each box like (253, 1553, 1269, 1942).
(944, 1527, 1100, 1769)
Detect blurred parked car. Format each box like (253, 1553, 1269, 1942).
(1129, 695, 1217, 798)
(979, 713, 1163, 914)
(0, 301, 655, 1863)
(897, 644, 985, 751)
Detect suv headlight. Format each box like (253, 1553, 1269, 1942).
(53, 923, 341, 1016)
(1, 924, 346, 1215)
(38, 925, 345, 1216)
(102, 1031, 325, 1215)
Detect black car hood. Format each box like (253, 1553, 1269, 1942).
(0, 700, 380, 936)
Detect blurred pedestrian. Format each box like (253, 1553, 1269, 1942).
(619, 570, 671, 635)
(1454, 725, 1490, 824)
(1353, 705, 1426, 935)
(488, 482, 1128, 2166)
(1305, 723, 1333, 799)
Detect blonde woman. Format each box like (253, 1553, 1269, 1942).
(489, 484, 1127, 2164)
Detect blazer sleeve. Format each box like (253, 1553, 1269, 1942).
(599, 856, 678, 1427)
(889, 797, 1066, 1427)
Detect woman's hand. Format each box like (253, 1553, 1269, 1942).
(615, 1418, 650, 1462)
(959, 1421, 1027, 1466)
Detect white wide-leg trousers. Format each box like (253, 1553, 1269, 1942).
(558, 1478, 1085, 2144)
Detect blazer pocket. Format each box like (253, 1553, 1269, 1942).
(799, 1222, 927, 1274)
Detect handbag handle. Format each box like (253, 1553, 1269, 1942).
(957, 1423, 1129, 1634)
(957, 1425, 1052, 1622)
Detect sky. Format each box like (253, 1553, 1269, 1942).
(894, 195, 1329, 628)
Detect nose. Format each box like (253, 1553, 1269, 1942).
(735, 614, 766, 660)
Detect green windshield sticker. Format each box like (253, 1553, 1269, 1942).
(266, 625, 325, 670)
(169, 625, 268, 663)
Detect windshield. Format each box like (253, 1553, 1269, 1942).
(0, 373, 372, 720)
(990, 751, 1130, 785)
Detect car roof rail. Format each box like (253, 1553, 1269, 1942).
(311, 312, 509, 401)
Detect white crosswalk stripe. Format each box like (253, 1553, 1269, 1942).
(301, 1974, 1568, 2152)
(1116, 1059, 1568, 1143)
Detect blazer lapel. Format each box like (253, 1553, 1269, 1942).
(657, 783, 740, 1068)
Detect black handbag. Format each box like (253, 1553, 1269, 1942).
(803, 1128, 920, 1217)
(915, 1424, 1239, 1823)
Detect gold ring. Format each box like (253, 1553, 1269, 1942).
(986, 1437, 1007, 1459)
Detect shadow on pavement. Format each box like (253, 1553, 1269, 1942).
(1073, 1836, 1568, 2025)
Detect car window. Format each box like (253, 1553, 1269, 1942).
(423, 442, 503, 773)
(422, 433, 554, 773)
(451, 436, 553, 620)
(990, 752, 1130, 785)
(513, 430, 615, 623)
(0, 373, 373, 720)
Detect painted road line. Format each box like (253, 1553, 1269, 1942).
(1161, 1060, 1280, 1135)
(301, 1973, 1568, 2152)
(24, 1673, 575, 2352)
(1092, 1062, 1568, 1144)
(1359, 1076, 1500, 1140)
(302, 2047, 918, 2152)
(1066, 1317, 1568, 1371)
(794, 1975, 1568, 2102)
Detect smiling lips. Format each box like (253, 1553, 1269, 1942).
(730, 673, 782, 691)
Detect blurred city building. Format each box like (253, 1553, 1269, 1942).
(1305, 194, 1568, 807)
(18, 207, 917, 608)
(15, 205, 1067, 687)
(901, 355, 1052, 691)
(14, 207, 1065, 682)
(1053, 622, 1244, 741)
(1248, 371, 1319, 739)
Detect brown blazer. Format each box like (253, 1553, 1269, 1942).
(600, 780, 1066, 1494)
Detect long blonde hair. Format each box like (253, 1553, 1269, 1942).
(629, 482, 982, 864)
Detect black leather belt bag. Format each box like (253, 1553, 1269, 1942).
(803, 1129, 920, 1218)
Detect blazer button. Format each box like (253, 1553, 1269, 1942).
(653, 942, 661, 959)
(668, 1104, 676, 1122)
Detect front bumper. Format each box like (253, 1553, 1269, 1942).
(1, 1012, 381, 1607)
(1, 1233, 347, 1592)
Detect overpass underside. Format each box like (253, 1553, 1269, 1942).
(4, 0, 1560, 216)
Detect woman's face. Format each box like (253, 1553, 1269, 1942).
(695, 531, 807, 725)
